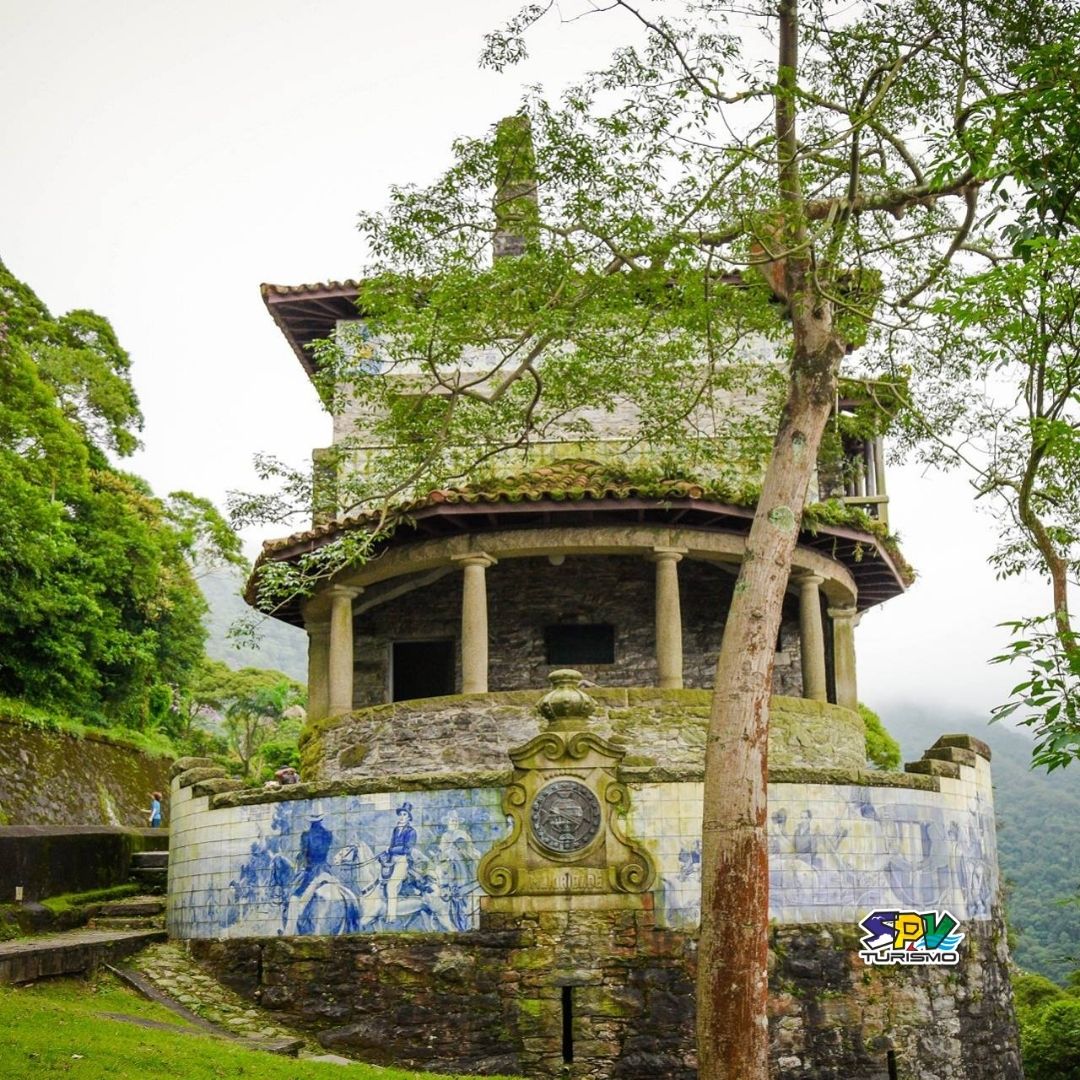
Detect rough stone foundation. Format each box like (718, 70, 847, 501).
(191, 908, 1021, 1080)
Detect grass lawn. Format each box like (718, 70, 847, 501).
(0, 972, 519, 1080)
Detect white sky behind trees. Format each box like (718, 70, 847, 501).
(0, 0, 1049, 722)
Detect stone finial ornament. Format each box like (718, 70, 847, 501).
(537, 669, 595, 731)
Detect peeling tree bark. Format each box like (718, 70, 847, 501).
(696, 326, 845, 1080)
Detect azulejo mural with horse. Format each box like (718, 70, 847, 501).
(169, 789, 504, 939)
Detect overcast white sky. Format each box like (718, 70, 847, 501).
(0, 1, 1052, 723)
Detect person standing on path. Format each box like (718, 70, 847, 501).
(146, 791, 162, 828)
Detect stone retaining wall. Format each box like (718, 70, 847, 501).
(0, 826, 165, 902)
(192, 914, 1020, 1080)
(0, 716, 171, 827)
(169, 727, 1018, 1079)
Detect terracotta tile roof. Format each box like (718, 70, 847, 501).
(260, 280, 361, 382)
(259, 459, 730, 557)
(252, 458, 910, 621)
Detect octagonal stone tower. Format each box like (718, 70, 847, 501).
(169, 138, 1018, 1076)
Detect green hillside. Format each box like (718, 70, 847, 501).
(884, 702, 1080, 984)
(199, 568, 307, 683)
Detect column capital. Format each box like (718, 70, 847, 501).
(326, 584, 362, 601)
(794, 572, 825, 588)
(648, 546, 688, 563)
(305, 620, 330, 640)
(827, 604, 860, 622)
(452, 552, 497, 568)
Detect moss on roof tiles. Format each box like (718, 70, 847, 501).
(258, 457, 910, 588)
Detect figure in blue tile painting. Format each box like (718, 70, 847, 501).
(792, 809, 847, 871)
(769, 809, 791, 855)
(661, 841, 702, 928)
(433, 810, 485, 930)
(330, 804, 460, 932)
(282, 812, 361, 935)
(193, 790, 504, 938)
(381, 802, 417, 923)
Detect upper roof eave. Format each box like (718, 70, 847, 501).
(248, 493, 910, 626)
(261, 280, 362, 384)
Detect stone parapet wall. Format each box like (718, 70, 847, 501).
(303, 691, 863, 782)
(634, 757, 998, 927)
(0, 717, 171, 827)
(167, 736, 995, 937)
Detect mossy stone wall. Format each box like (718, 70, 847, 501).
(0, 717, 171, 827)
(191, 909, 1020, 1079)
(0, 827, 163, 902)
(303, 690, 865, 782)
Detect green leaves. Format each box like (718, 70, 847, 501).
(0, 259, 143, 457)
(0, 261, 230, 729)
(991, 617, 1080, 772)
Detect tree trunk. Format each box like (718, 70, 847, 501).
(696, 314, 845, 1078)
(1017, 440, 1075, 648)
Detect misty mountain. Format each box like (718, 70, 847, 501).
(199, 568, 307, 683)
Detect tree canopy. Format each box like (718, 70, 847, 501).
(0, 258, 238, 728)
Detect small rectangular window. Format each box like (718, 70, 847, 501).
(392, 640, 455, 701)
(544, 624, 615, 665)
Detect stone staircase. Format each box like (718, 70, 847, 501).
(87, 896, 166, 932)
(0, 927, 167, 984)
(129, 849, 168, 894)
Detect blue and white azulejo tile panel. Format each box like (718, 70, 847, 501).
(628, 775, 999, 929)
(169, 788, 504, 940)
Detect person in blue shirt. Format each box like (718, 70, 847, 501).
(147, 792, 162, 828)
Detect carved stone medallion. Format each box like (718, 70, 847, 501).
(477, 670, 656, 903)
(530, 779, 602, 854)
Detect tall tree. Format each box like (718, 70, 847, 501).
(244, 3, 1075, 1076)
(0, 258, 234, 726)
(898, 30, 1080, 772)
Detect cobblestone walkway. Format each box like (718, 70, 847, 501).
(129, 941, 353, 1063)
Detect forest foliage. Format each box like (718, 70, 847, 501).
(0, 259, 239, 730)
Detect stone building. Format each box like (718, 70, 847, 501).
(167, 144, 1021, 1078)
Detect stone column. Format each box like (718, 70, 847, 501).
(650, 548, 686, 690)
(796, 574, 828, 702)
(327, 585, 361, 716)
(455, 554, 496, 694)
(828, 605, 860, 711)
(306, 621, 330, 722)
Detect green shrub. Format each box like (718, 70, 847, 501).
(860, 703, 901, 770)
(1022, 998, 1080, 1080)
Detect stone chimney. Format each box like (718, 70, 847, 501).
(492, 114, 539, 260)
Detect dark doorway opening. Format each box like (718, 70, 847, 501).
(887, 1050, 898, 1080)
(392, 640, 455, 701)
(561, 986, 574, 1064)
(544, 624, 615, 665)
